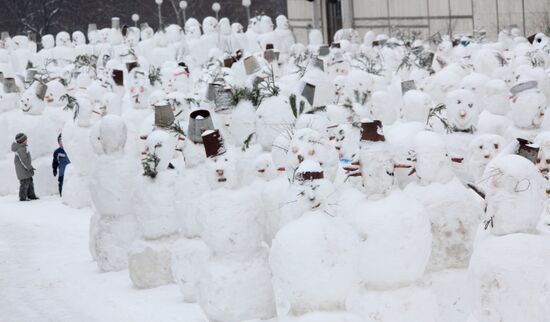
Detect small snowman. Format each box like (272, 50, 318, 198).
(468, 155, 550, 322)
(505, 80, 547, 142)
(197, 129, 276, 322)
(343, 120, 396, 200)
(270, 161, 360, 316)
(89, 115, 138, 271)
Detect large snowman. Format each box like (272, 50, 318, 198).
(128, 129, 181, 289)
(197, 129, 276, 322)
(404, 131, 485, 272)
(89, 115, 138, 271)
(270, 161, 360, 316)
(468, 155, 550, 322)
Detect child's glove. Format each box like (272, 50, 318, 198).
(53, 169, 57, 177)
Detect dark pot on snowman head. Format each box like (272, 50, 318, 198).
(295, 169, 324, 183)
(516, 138, 540, 164)
(154, 101, 175, 128)
(188, 109, 215, 143)
(126, 61, 139, 73)
(202, 129, 226, 158)
(360, 120, 385, 142)
(112, 69, 124, 86)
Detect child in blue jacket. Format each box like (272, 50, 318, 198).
(52, 134, 70, 196)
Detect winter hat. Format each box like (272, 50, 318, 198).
(202, 129, 226, 158)
(360, 120, 385, 142)
(15, 133, 27, 144)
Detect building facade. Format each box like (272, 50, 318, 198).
(288, 0, 550, 44)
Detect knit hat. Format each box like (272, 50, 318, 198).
(15, 133, 27, 144)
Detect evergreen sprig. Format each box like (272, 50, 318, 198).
(61, 94, 80, 121)
(142, 143, 161, 178)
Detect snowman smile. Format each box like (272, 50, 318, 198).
(217, 178, 227, 182)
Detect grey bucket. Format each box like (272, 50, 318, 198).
(154, 101, 175, 127)
(207, 82, 223, 101)
(244, 56, 261, 75)
(35, 82, 47, 100)
(188, 109, 215, 144)
(25, 69, 38, 83)
(3, 78, 18, 93)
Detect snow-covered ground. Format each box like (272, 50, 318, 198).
(0, 195, 207, 322)
(0, 195, 470, 322)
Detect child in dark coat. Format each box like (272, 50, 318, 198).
(52, 134, 70, 196)
(11, 133, 38, 201)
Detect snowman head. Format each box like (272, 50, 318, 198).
(141, 26, 154, 40)
(11, 36, 28, 50)
(231, 23, 243, 34)
(75, 94, 93, 127)
(144, 130, 178, 173)
(185, 18, 202, 38)
(276, 15, 289, 30)
(165, 24, 184, 43)
(98, 114, 127, 155)
(468, 134, 505, 167)
(218, 18, 231, 36)
(412, 131, 454, 185)
(202, 17, 218, 35)
(483, 79, 510, 115)
(254, 154, 276, 181)
(128, 68, 151, 108)
(333, 75, 346, 98)
(72, 31, 86, 46)
(125, 27, 141, 47)
(510, 86, 547, 129)
(41, 34, 55, 49)
(445, 89, 479, 131)
(99, 28, 110, 43)
(44, 79, 66, 106)
(206, 149, 239, 190)
(459, 72, 489, 99)
(293, 160, 335, 210)
(55, 31, 71, 47)
(309, 29, 323, 46)
(87, 29, 99, 45)
(402, 90, 432, 122)
(101, 92, 122, 115)
(533, 132, 550, 175)
(249, 16, 262, 33)
(19, 82, 45, 115)
(260, 16, 274, 33)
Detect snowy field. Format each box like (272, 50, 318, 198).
(0, 195, 470, 322)
(0, 196, 207, 322)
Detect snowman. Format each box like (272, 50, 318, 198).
(89, 115, 138, 271)
(258, 15, 277, 51)
(343, 186, 436, 322)
(274, 15, 295, 58)
(401, 89, 433, 123)
(127, 66, 152, 109)
(443, 88, 481, 181)
(255, 95, 295, 150)
(504, 80, 548, 142)
(128, 130, 181, 289)
(404, 131, 485, 271)
(270, 161, 360, 315)
(367, 90, 397, 125)
(468, 154, 550, 322)
(196, 129, 276, 322)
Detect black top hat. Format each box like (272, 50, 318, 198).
(295, 169, 324, 182)
(202, 129, 226, 158)
(126, 61, 139, 72)
(361, 120, 385, 142)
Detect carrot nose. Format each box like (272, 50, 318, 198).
(216, 169, 224, 176)
(297, 155, 304, 163)
(460, 111, 466, 117)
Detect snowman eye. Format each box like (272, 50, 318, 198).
(224, 158, 228, 162)
(457, 100, 461, 104)
(479, 145, 483, 149)
(536, 158, 541, 163)
(546, 159, 550, 164)
(494, 143, 499, 149)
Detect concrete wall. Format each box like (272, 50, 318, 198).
(288, 0, 550, 44)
